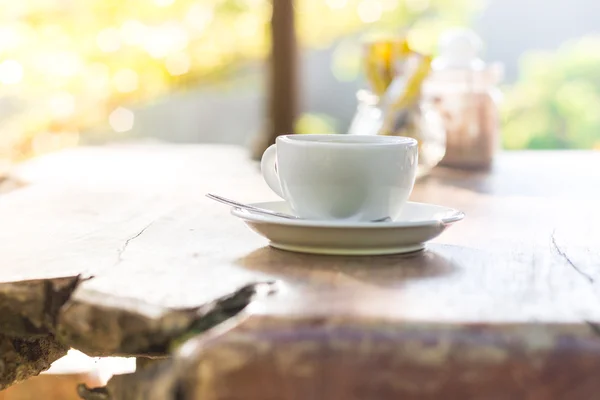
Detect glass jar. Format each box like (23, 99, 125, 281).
(347, 89, 446, 179)
(423, 67, 502, 170)
(348, 90, 382, 136)
(424, 28, 503, 170)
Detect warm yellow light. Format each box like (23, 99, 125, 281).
(50, 51, 83, 77)
(245, 0, 265, 7)
(33, 51, 80, 78)
(0, 26, 23, 53)
(113, 69, 139, 93)
(121, 20, 148, 46)
(405, 0, 430, 12)
(109, 107, 135, 132)
(326, 0, 347, 9)
(155, 0, 175, 7)
(32, 132, 61, 155)
(143, 24, 188, 58)
(235, 15, 260, 37)
(357, 0, 383, 23)
(96, 28, 122, 53)
(165, 52, 190, 76)
(0, 60, 24, 85)
(185, 3, 214, 34)
(0, 0, 450, 163)
(49, 92, 76, 119)
(32, 131, 80, 156)
(84, 63, 111, 99)
(381, 0, 399, 10)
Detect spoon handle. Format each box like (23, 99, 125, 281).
(206, 193, 299, 220)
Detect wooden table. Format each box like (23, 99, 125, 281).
(1, 144, 599, 399)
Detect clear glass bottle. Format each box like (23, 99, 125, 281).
(348, 89, 382, 136)
(423, 28, 503, 170)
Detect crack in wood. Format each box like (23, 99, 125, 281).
(169, 281, 276, 351)
(551, 231, 594, 284)
(43, 276, 86, 329)
(115, 220, 156, 264)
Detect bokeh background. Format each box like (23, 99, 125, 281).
(1, 0, 599, 167)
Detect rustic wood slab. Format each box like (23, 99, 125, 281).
(1, 144, 599, 398)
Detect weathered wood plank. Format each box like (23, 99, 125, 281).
(0, 145, 599, 396)
(0, 334, 67, 391)
(173, 319, 600, 400)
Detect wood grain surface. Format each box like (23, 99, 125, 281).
(1, 144, 599, 398)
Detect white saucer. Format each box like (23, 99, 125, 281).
(231, 201, 464, 256)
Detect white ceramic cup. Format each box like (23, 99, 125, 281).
(260, 134, 418, 221)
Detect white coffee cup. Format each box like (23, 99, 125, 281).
(261, 134, 418, 221)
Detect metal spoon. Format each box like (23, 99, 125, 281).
(206, 193, 391, 222)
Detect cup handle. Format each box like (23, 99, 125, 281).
(260, 144, 285, 198)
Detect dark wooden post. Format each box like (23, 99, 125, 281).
(252, 0, 299, 159)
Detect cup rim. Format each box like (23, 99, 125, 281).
(277, 134, 417, 147)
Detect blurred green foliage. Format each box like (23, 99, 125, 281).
(0, 0, 483, 160)
(295, 113, 339, 134)
(295, 0, 483, 135)
(502, 36, 600, 150)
